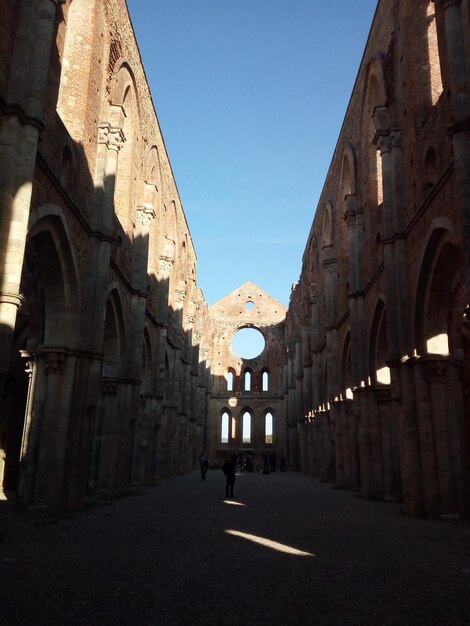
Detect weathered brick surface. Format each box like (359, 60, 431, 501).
(286, 0, 470, 518)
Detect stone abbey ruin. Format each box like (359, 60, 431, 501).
(1, 0, 470, 520)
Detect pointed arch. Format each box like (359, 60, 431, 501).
(321, 202, 334, 250)
(340, 330, 353, 398)
(110, 64, 140, 233)
(26, 208, 80, 346)
(414, 223, 465, 356)
(369, 299, 390, 385)
(141, 326, 152, 393)
(102, 287, 126, 377)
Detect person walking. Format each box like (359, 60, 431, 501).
(199, 450, 209, 480)
(222, 454, 237, 498)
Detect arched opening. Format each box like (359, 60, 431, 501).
(1, 214, 79, 496)
(141, 327, 152, 395)
(244, 370, 252, 392)
(340, 331, 354, 398)
(262, 370, 269, 392)
(321, 203, 333, 250)
(112, 67, 139, 234)
(102, 291, 126, 377)
(369, 301, 390, 385)
(265, 411, 273, 444)
(227, 369, 235, 392)
(242, 411, 251, 444)
(414, 229, 465, 356)
(221, 411, 230, 444)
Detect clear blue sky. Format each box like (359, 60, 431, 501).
(126, 0, 378, 307)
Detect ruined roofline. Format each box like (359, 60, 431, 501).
(209, 280, 288, 312)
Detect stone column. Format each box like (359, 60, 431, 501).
(0, 0, 65, 399)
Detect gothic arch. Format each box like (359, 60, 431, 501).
(362, 56, 388, 275)
(340, 330, 353, 398)
(141, 326, 153, 394)
(321, 201, 334, 250)
(26, 208, 80, 346)
(339, 144, 357, 200)
(110, 64, 140, 233)
(414, 223, 465, 356)
(369, 298, 390, 385)
(102, 287, 126, 377)
(142, 145, 161, 209)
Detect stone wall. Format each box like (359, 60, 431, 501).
(285, 0, 470, 519)
(0, 0, 212, 511)
(208, 281, 287, 468)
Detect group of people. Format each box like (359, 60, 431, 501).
(199, 449, 288, 499)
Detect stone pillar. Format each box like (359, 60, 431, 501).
(18, 348, 76, 509)
(0, 0, 65, 399)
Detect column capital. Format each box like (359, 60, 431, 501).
(43, 350, 66, 374)
(100, 377, 119, 396)
(322, 257, 338, 274)
(0, 291, 24, 308)
(159, 256, 174, 273)
(136, 205, 156, 226)
(175, 288, 187, 304)
(375, 132, 393, 155)
(98, 122, 125, 151)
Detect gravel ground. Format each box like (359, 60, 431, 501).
(1, 470, 470, 626)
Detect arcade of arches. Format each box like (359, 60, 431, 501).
(0, 0, 469, 519)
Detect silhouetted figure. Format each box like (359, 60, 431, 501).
(262, 452, 270, 474)
(199, 450, 209, 480)
(222, 454, 237, 498)
(280, 453, 287, 472)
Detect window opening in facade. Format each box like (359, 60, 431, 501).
(244, 370, 251, 391)
(242, 411, 251, 443)
(262, 370, 269, 391)
(227, 370, 234, 392)
(265, 412, 273, 444)
(221, 411, 229, 443)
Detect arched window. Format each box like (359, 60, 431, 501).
(242, 411, 251, 443)
(221, 411, 230, 444)
(244, 370, 251, 392)
(262, 370, 269, 392)
(227, 370, 234, 392)
(265, 412, 273, 444)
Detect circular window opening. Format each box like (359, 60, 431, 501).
(245, 301, 255, 310)
(232, 327, 265, 359)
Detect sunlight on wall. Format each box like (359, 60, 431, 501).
(223, 500, 246, 507)
(426, 333, 449, 355)
(376, 366, 391, 385)
(225, 530, 314, 556)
